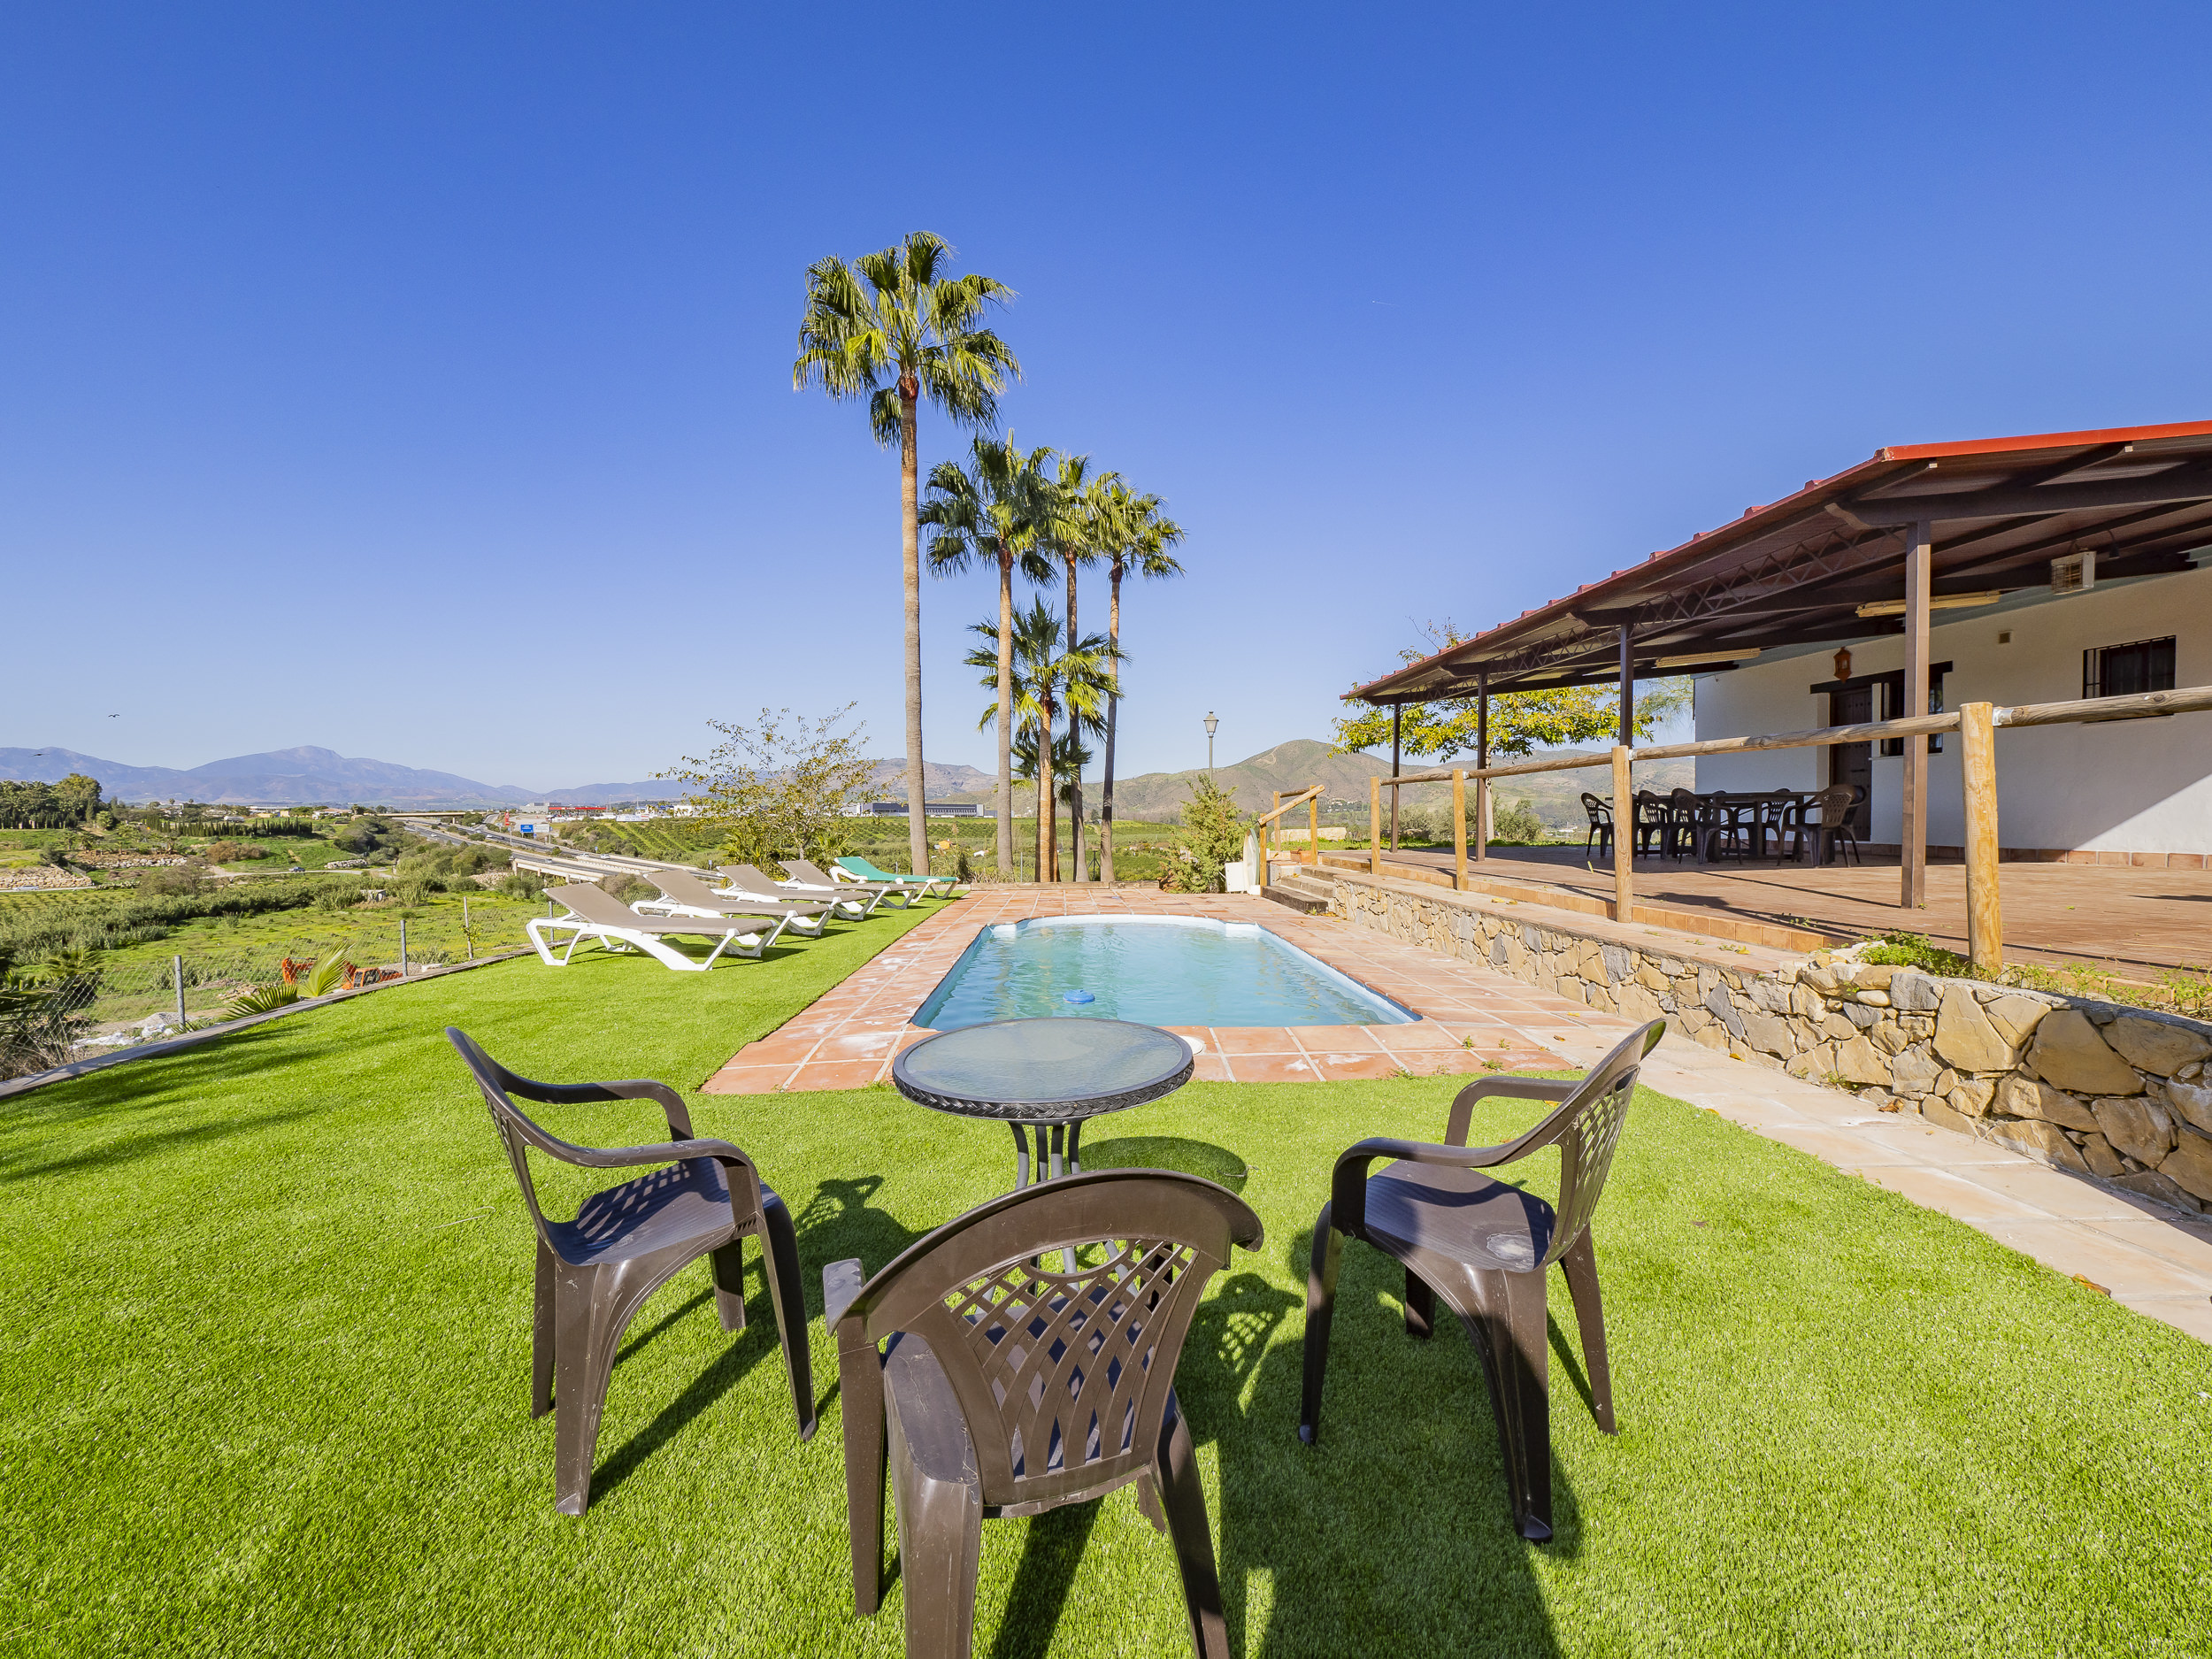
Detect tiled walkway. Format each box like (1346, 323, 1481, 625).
(703, 885, 2212, 1344)
(701, 887, 1570, 1093)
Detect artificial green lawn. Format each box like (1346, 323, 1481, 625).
(3, 899, 2208, 1657)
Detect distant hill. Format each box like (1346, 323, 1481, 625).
(1101, 738, 1690, 829)
(0, 746, 683, 809)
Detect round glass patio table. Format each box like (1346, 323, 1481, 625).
(892, 1018, 1196, 1188)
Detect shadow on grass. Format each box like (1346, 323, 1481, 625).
(1187, 1233, 1578, 1656)
(591, 1299, 786, 1505)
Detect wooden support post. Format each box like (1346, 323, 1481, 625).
(1617, 625, 1634, 745)
(1901, 519, 1932, 909)
(1475, 672, 1490, 861)
(1308, 793, 1318, 867)
(1452, 770, 1467, 890)
(1369, 777, 1381, 876)
(1389, 704, 1402, 850)
(1611, 744, 1633, 923)
(1961, 700, 2003, 972)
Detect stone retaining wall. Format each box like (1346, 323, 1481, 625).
(1325, 871, 2212, 1216)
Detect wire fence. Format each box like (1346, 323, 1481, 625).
(0, 917, 500, 1081)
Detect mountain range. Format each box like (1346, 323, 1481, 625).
(0, 741, 1684, 823)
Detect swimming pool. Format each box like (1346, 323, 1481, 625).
(912, 915, 1415, 1031)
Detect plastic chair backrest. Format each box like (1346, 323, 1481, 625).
(1580, 793, 1611, 826)
(842, 1170, 1261, 1512)
(1467, 1020, 1659, 1269)
(449, 1027, 567, 1247)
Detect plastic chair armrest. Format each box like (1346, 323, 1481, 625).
(1442, 1075, 1578, 1146)
(507, 1075, 696, 1139)
(549, 1134, 750, 1172)
(823, 1257, 866, 1333)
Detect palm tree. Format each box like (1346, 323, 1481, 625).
(1042, 452, 1105, 880)
(793, 233, 1018, 881)
(964, 602, 1119, 881)
(920, 435, 1057, 878)
(1087, 480, 1184, 882)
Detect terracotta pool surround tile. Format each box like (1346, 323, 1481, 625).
(714, 890, 1571, 1091)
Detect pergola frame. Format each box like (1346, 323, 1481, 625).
(1350, 420, 2212, 907)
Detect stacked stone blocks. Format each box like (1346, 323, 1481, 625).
(1325, 872, 2212, 1216)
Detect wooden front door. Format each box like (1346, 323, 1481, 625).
(1829, 685, 1872, 836)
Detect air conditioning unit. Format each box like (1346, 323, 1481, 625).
(2050, 549, 2097, 595)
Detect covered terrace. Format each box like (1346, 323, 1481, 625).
(1338, 419, 2212, 973)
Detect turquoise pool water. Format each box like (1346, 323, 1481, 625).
(913, 916, 1415, 1031)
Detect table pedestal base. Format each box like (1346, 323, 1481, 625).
(1010, 1118, 1087, 1187)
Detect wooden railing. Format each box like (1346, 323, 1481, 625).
(1254, 786, 1325, 881)
(1359, 683, 2212, 969)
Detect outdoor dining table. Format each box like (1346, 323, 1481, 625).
(890, 1017, 1196, 1189)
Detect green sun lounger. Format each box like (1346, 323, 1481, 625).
(834, 856, 957, 899)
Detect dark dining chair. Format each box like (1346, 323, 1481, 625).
(1786, 784, 1863, 867)
(826, 1170, 1263, 1659)
(1579, 793, 1615, 868)
(1666, 787, 1711, 863)
(1299, 1020, 1664, 1542)
(448, 1028, 815, 1515)
(1631, 791, 1673, 859)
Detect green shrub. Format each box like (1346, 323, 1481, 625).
(494, 872, 546, 902)
(603, 874, 658, 906)
(1491, 798, 1547, 844)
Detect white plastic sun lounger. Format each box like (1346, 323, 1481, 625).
(721, 863, 879, 918)
(632, 869, 839, 936)
(780, 858, 913, 909)
(526, 883, 795, 971)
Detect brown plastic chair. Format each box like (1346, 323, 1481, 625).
(824, 1169, 1263, 1659)
(1299, 1019, 1663, 1541)
(448, 1028, 815, 1515)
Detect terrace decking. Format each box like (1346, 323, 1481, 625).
(1348, 845, 2212, 975)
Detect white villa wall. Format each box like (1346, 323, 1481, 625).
(1691, 564, 2212, 856)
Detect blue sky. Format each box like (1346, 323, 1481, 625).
(7, 4, 2212, 790)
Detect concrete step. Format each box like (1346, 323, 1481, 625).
(1263, 877, 1333, 914)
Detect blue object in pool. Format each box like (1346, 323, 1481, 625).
(914, 916, 1416, 1031)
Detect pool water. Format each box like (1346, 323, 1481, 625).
(913, 916, 1414, 1031)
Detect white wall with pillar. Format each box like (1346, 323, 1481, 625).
(1691, 563, 2212, 859)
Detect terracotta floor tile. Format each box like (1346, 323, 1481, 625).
(1210, 1026, 1303, 1056)
(1288, 1025, 1382, 1053)
(1187, 1055, 1233, 1082)
(1389, 1050, 1494, 1078)
(816, 1029, 902, 1060)
(1161, 1025, 1214, 1052)
(1312, 1052, 1404, 1081)
(1372, 1020, 1460, 1051)
(700, 1064, 797, 1094)
(729, 1035, 823, 1066)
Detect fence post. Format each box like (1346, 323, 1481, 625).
(1452, 771, 1467, 890)
(1307, 792, 1318, 868)
(1611, 746, 1634, 923)
(1475, 773, 1488, 864)
(462, 897, 473, 962)
(1369, 778, 1382, 876)
(173, 955, 185, 1028)
(400, 918, 409, 977)
(1961, 701, 2004, 972)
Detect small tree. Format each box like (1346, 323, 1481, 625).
(664, 706, 876, 869)
(1164, 775, 1248, 894)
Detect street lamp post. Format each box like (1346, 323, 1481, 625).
(1204, 710, 1218, 776)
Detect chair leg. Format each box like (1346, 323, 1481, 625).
(1462, 1266, 1555, 1542)
(1156, 1393, 1231, 1659)
(1403, 1267, 1435, 1340)
(709, 1239, 748, 1333)
(885, 1375, 983, 1658)
(550, 1265, 644, 1517)
(1556, 1232, 1615, 1433)
(755, 1193, 818, 1441)
(1297, 1202, 1341, 1444)
(532, 1240, 556, 1419)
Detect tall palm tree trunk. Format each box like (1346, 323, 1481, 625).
(898, 387, 929, 879)
(1064, 559, 1086, 882)
(995, 552, 1014, 877)
(1099, 561, 1122, 883)
(1037, 706, 1056, 882)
